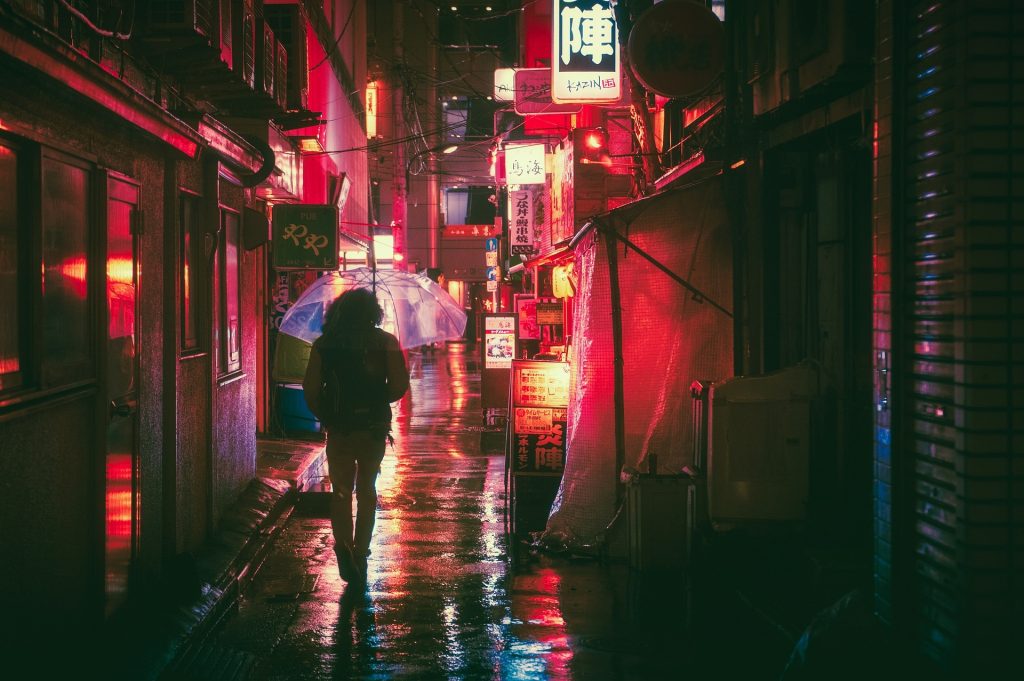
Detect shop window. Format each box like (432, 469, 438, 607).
(217, 209, 241, 376)
(0, 137, 95, 398)
(443, 97, 499, 141)
(40, 151, 92, 387)
(179, 192, 203, 352)
(444, 187, 496, 226)
(0, 141, 22, 391)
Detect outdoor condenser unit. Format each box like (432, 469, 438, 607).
(701, 362, 821, 530)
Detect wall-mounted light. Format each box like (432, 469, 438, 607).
(295, 136, 324, 154)
(730, 158, 746, 170)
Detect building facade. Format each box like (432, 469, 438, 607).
(0, 0, 368, 638)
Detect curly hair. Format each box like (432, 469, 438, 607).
(321, 288, 383, 340)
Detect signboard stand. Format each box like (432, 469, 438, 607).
(481, 313, 517, 416)
(506, 359, 571, 537)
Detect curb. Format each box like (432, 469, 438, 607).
(109, 478, 296, 680)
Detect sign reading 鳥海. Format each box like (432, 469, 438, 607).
(552, 0, 621, 104)
(272, 204, 338, 270)
(504, 143, 547, 185)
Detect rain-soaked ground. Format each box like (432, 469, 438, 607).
(173, 343, 788, 680)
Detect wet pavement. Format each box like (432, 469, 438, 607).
(164, 344, 790, 680)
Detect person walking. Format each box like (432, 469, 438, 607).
(303, 289, 410, 584)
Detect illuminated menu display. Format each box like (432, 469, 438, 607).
(510, 360, 570, 474)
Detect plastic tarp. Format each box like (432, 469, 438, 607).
(541, 175, 734, 552)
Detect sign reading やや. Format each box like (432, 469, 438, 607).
(272, 204, 338, 270)
(552, 0, 621, 103)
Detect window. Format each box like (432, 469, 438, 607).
(0, 141, 22, 390)
(0, 137, 94, 398)
(444, 187, 497, 226)
(443, 97, 499, 141)
(217, 209, 241, 375)
(40, 152, 92, 387)
(180, 193, 202, 352)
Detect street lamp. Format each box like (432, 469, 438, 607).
(406, 143, 459, 178)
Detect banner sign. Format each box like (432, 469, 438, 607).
(552, 0, 621, 103)
(444, 224, 499, 238)
(272, 204, 338, 270)
(503, 143, 547, 185)
(510, 360, 571, 474)
(513, 68, 583, 115)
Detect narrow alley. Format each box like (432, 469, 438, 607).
(160, 344, 785, 680)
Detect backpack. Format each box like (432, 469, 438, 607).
(319, 332, 392, 435)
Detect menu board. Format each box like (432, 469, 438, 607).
(484, 314, 516, 369)
(510, 360, 571, 474)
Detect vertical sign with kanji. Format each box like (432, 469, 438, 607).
(509, 360, 571, 474)
(508, 188, 535, 256)
(552, 0, 621, 103)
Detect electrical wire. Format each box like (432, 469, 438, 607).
(310, 0, 357, 72)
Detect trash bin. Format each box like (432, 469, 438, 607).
(627, 475, 696, 571)
(277, 383, 320, 434)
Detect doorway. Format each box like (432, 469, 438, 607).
(104, 176, 140, 615)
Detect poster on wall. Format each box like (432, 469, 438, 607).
(550, 142, 574, 245)
(510, 360, 571, 474)
(516, 295, 540, 340)
(484, 314, 517, 369)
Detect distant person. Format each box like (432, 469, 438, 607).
(303, 289, 410, 584)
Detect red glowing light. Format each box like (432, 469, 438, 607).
(584, 132, 604, 150)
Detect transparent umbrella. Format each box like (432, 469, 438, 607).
(272, 267, 468, 383)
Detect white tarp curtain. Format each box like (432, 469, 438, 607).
(541, 175, 734, 552)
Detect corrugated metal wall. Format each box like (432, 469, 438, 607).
(887, 0, 1023, 668)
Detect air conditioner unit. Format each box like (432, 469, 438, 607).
(257, 20, 276, 99)
(275, 41, 289, 109)
(705, 362, 822, 529)
(146, 0, 220, 41)
(232, 0, 256, 89)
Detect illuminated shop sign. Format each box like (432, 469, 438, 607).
(504, 143, 547, 185)
(513, 68, 582, 115)
(510, 360, 571, 474)
(484, 314, 517, 369)
(508, 187, 537, 256)
(272, 204, 338, 270)
(494, 67, 517, 101)
(551, 0, 621, 103)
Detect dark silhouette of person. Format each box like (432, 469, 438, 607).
(303, 289, 409, 584)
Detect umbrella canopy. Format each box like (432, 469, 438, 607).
(273, 267, 467, 383)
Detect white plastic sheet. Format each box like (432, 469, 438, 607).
(541, 176, 734, 552)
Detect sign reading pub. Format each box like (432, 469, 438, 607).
(552, 0, 621, 104)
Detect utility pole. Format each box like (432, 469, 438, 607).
(390, 1, 407, 271)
